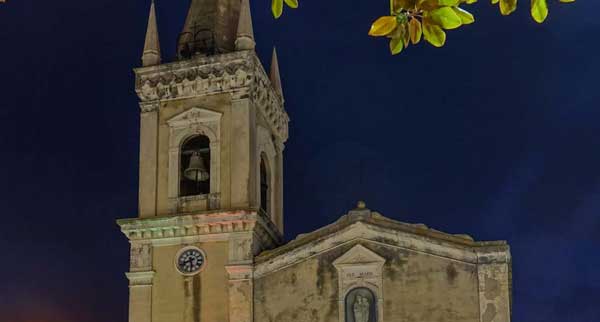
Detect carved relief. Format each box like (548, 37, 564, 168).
(333, 244, 385, 322)
(134, 52, 288, 142)
(130, 242, 153, 271)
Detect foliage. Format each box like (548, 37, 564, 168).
(271, 0, 575, 55)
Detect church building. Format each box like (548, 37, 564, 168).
(117, 1, 513, 322)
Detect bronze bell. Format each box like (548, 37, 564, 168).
(184, 152, 210, 182)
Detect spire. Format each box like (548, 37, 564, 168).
(270, 47, 284, 100)
(235, 0, 255, 51)
(177, 0, 242, 58)
(142, 0, 161, 67)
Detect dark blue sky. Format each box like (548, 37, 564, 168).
(0, 1, 599, 321)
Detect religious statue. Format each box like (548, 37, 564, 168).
(353, 294, 370, 322)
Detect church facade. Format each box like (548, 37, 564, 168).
(117, 1, 513, 322)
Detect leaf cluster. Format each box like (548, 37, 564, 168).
(367, 0, 575, 55)
(272, 0, 299, 19)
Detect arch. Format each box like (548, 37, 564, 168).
(179, 135, 211, 197)
(167, 108, 222, 207)
(256, 126, 278, 225)
(259, 153, 271, 215)
(344, 287, 378, 322)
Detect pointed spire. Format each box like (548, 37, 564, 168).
(270, 47, 284, 100)
(235, 0, 255, 51)
(142, 0, 161, 67)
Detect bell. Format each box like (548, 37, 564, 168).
(184, 152, 210, 182)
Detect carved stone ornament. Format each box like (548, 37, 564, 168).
(134, 51, 288, 142)
(130, 242, 152, 272)
(333, 244, 385, 322)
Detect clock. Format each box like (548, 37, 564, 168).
(175, 246, 206, 275)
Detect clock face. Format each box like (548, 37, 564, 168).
(176, 247, 206, 275)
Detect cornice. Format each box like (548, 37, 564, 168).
(117, 209, 283, 249)
(133, 51, 288, 141)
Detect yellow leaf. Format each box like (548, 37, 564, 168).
(463, 0, 478, 4)
(491, 0, 499, 4)
(430, 6, 462, 29)
(409, 17, 423, 44)
(452, 7, 475, 24)
(499, 0, 517, 15)
(369, 16, 399, 37)
(399, 24, 409, 48)
(531, 0, 548, 23)
(272, 0, 283, 18)
(418, 0, 440, 11)
(422, 18, 446, 47)
(559, 0, 575, 2)
(394, 0, 419, 12)
(390, 37, 404, 55)
(284, 0, 299, 9)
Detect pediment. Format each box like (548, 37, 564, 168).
(167, 107, 222, 127)
(333, 244, 385, 268)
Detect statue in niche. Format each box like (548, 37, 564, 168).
(353, 294, 370, 322)
(345, 288, 376, 322)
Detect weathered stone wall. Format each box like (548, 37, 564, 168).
(254, 241, 480, 322)
(152, 241, 229, 322)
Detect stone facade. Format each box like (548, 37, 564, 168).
(118, 2, 512, 322)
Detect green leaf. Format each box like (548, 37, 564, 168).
(499, 0, 517, 15)
(272, 0, 283, 18)
(531, 0, 548, 23)
(390, 37, 404, 55)
(284, 0, 299, 9)
(430, 7, 463, 29)
(369, 16, 399, 36)
(438, 0, 460, 5)
(422, 18, 447, 47)
(452, 7, 475, 24)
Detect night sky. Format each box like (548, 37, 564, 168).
(0, 0, 599, 321)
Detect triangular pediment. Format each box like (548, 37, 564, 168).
(333, 244, 385, 267)
(167, 107, 222, 127)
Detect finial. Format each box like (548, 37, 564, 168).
(357, 201, 367, 209)
(142, 0, 161, 66)
(235, 0, 255, 51)
(270, 47, 284, 100)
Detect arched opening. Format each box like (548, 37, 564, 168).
(345, 288, 377, 322)
(180, 135, 211, 197)
(259, 154, 270, 215)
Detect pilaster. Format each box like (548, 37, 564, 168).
(126, 242, 155, 322)
(139, 101, 159, 217)
(477, 246, 512, 322)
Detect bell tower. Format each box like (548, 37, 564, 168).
(118, 0, 289, 321)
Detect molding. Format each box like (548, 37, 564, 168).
(334, 245, 385, 322)
(134, 51, 288, 142)
(126, 271, 155, 286)
(254, 218, 507, 277)
(167, 107, 222, 210)
(256, 125, 278, 227)
(139, 101, 159, 113)
(117, 210, 283, 250)
(225, 264, 253, 280)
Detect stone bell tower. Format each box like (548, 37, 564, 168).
(118, 0, 289, 321)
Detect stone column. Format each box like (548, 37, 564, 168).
(477, 246, 512, 322)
